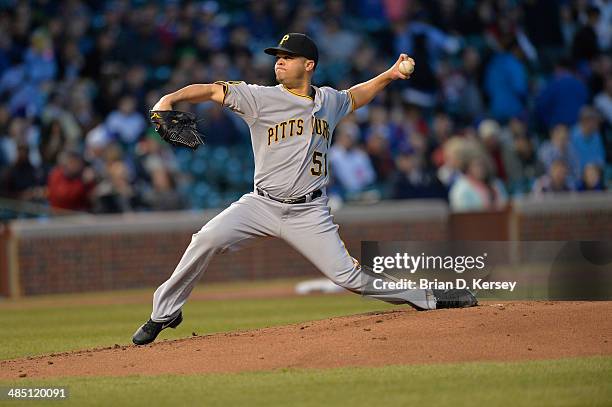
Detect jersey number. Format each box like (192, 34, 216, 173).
(311, 151, 327, 176)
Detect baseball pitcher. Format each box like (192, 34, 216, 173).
(133, 33, 477, 345)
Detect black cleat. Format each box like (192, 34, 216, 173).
(132, 311, 183, 345)
(434, 289, 478, 309)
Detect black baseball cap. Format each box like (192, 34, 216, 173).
(264, 33, 319, 66)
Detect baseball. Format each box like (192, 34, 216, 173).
(399, 60, 414, 76)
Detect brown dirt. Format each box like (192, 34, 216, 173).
(1, 301, 611, 379)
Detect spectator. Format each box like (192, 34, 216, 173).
(24, 28, 57, 84)
(443, 46, 485, 123)
(316, 18, 360, 63)
(502, 119, 544, 195)
(93, 160, 140, 214)
(367, 106, 414, 156)
(38, 119, 66, 176)
(364, 106, 393, 143)
(365, 132, 395, 185)
(532, 159, 575, 196)
(92, 144, 141, 213)
(198, 104, 243, 145)
(570, 106, 605, 172)
(399, 32, 439, 107)
(394, 18, 461, 67)
(588, 54, 612, 102)
(538, 124, 580, 182)
(84, 124, 112, 176)
(134, 135, 178, 181)
(559, 3, 578, 49)
(104, 95, 146, 146)
(1, 118, 22, 167)
(477, 119, 508, 181)
(47, 149, 95, 211)
(594, 74, 612, 125)
(484, 38, 528, 123)
(449, 155, 508, 212)
(577, 163, 606, 192)
(593, 0, 612, 51)
(329, 125, 375, 196)
(390, 152, 446, 200)
(142, 167, 185, 211)
(0, 143, 45, 202)
(571, 5, 601, 62)
(535, 58, 589, 130)
(428, 111, 453, 168)
(436, 136, 468, 187)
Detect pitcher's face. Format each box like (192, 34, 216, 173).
(274, 52, 313, 84)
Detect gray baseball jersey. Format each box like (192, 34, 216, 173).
(148, 81, 436, 327)
(214, 81, 354, 198)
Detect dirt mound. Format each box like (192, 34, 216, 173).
(2, 301, 611, 379)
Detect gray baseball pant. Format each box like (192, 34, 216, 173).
(151, 191, 435, 321)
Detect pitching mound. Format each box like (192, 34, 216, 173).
(1, 301, 611, 379)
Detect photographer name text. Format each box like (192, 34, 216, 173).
(373, 278, 517, 292)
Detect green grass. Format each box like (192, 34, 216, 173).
(0, 291, 394, 360)
(0, 357, 610, 406)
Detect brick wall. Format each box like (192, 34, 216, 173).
(17, 231, 193, 295)
(7, 200, 449, 296)
(5, 192, 611, 297)
(513, 192, 612, 240)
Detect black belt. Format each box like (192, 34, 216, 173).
(256, 187, 322, 204)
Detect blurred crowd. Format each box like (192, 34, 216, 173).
(0, 0, 611, 218)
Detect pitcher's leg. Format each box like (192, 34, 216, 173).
(282, 204, 436, 310)
(152, 193, 279, 321)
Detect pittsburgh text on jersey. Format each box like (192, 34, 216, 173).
(267, 117, 329, 145)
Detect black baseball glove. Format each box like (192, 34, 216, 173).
(149, 110, 205, 150)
